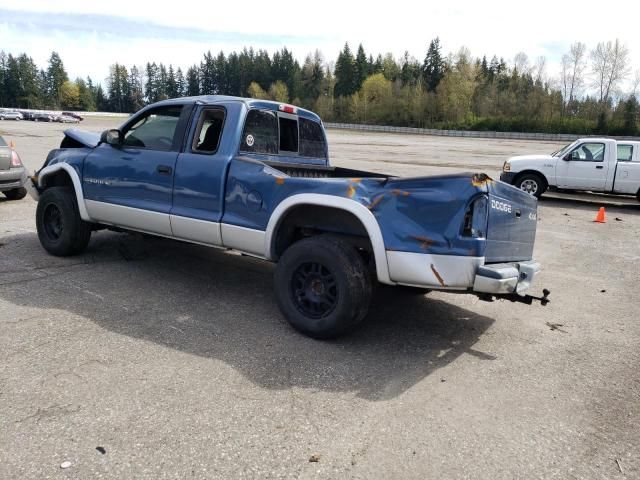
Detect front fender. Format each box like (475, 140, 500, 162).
(37, 163, 92, 221)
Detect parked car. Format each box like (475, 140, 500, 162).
(62, 111, 84, 121)
(18, 110, 35, 121)
(54, 115, 80, 124)
(501, 138, 640, 201)
(0, 110, 23, 121)
(27, 96, 549, 338)
(32, 112, 54, 122)
(0, 135, 27, 200)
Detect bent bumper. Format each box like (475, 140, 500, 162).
(0, 166, 26, 191)
(386, 251, 540, 296)
(499, 172, 517, 184)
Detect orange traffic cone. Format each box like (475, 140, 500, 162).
(594, 207, 606, 223)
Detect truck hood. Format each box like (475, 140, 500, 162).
(64, 128, 101, 149)
(507, 154, 556, 163)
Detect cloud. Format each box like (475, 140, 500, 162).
(0, 0, 638, 91)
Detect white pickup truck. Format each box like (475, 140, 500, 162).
(500, 138, 640, 201)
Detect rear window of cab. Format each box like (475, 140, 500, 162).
(240, 109, 326, 158)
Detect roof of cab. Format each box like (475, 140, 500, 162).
(152, 95, 322, 122)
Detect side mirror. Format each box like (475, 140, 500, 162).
(100, 129, 122, 146)
(563, 154, 571, 161)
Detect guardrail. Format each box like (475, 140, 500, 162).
(324, 122, 640, 142)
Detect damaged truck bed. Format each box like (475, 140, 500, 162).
(27, 95, 548, 339)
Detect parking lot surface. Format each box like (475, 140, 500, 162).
(1, 119, 639, 479)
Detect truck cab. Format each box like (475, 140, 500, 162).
(501, 138, 640, 201)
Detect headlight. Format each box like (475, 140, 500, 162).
(503, 161, 511, 172)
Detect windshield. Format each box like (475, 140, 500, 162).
(552, 140, 579, 157)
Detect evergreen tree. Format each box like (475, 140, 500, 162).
(422, 38, 445, 92)
(158, 64, 168, 99)
(145, 62, 159, 103)
(128, 66, 145, 111)
(354, 44, 369, 90)
(623, 95, 638, 135)
(334, 43, 357, 97)
(46, 51, 68, 106)
(200, 51, 216, 94)
(166, 64, 178, 98)
(175, 67, 185, 97)
(185, 65, 200, 96)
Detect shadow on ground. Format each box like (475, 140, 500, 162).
(540, 192, 640, 212)
(0, 231, 497, 401)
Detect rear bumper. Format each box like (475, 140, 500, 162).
(386, 251, 540, 296)
(0, 166, 26, 191)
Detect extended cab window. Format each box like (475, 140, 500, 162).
(192, 108, 225, 154)
(123, 106, 182, 151)
(240, 109, 278, 154)
(617, 144, 634, 162)
(299, 118, 326, 158)
(569, 143, 605, 161)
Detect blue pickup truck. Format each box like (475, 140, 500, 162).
(28, 96, 548, 338)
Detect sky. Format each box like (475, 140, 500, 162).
(0, 0, 639, 92)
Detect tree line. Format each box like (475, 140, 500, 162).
(1, 39, 638, 135)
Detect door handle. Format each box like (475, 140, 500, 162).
(595, 165, 604, 169)
(156, 165, 173, 175)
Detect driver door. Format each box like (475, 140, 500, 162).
(555, 142, 608, 190)
(83, 105, 188, 236)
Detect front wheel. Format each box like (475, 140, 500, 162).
(274, 236, 373, 339)
(36, 187, 92, 256)
(3, 187, 27, 200)
(515, 173, 547, 199)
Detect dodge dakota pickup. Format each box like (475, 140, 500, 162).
(501, 138, 640, 200)
(28, 96, 548, 338)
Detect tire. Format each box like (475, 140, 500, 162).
(3, 187, 27, 200)
(36, 187, 92, 256)
(274, 235, 373, 339)
(514, 172, 547, 199)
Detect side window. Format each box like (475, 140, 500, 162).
(617, 144, 633, 162)
(279, 116, 298, 153)
(240, 109, 278, 154)
(122, 106, 182, 151)
(570, 143, 605, 161)
(192, 108, 225, 154)
(299, 118, 326, 158)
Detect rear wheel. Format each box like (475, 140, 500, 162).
(274, 235, 372, 339)
(36, 187, 92, 256)
(3, 187, 27, 200)
(515, 172, 546, 199)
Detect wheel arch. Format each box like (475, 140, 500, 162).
(37, 163, 91, 221)
(513, 169, 549, 188)
(265, 194, 393, 285)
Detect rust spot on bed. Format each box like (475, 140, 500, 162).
(346, 184, 356, 198)
(391, 189, 410, 197)
(350, 178, 362, 183)
(430, 264, 446, 287)
(275, 177, 285, 185)
(410, 235, 434, 250)
(368, 194, 385, 210)
(471, 173, 493, 187)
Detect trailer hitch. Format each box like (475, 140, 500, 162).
(477, 288, 551, 306)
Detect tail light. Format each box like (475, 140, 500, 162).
(462, 195, 488, 238)
(10, 150, 22, 167)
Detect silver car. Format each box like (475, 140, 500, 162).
(0, 111, 23, 121)
(0, 136, 27, 200)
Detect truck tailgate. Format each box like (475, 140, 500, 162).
(484, 181, 538, 262)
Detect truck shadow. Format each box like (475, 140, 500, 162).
(0, 231, 496, 401)
(539, 194, 640, 213)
